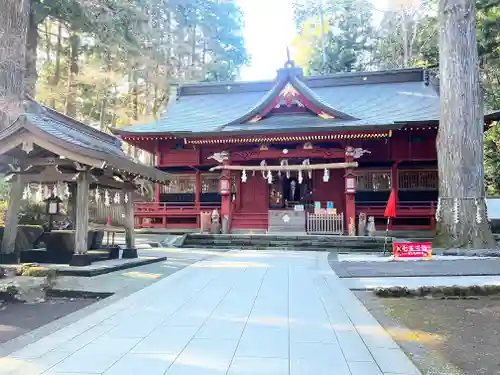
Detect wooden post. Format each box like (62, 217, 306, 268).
(220, 160, 231, 234)
(0, 175, 24, 264)
(70, 171, 91, 266)
(122, 189, 137, 258)
(195, 170, 201, 209)
(236, 171, 242, 211)
(155, 139, 161, 202)
(69, 183, 77, 227)
(344, 148, 356, 235)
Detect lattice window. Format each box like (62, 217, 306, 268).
(201, 174, 219, 193)
(161, 175, 195, 193)
(398, 170, 438, 190)
(356, 171, 391, 191)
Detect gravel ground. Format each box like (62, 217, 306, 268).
(329, 256, 500, 278)
(359, 292, 500, 375)
(0, 298, 97, 344)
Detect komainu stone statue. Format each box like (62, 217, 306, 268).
(358, 213, 367, 236)
(348, 217, 356, 236)
(367, 216, 376, 236)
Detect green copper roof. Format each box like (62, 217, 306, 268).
(115, 67, 442, 136)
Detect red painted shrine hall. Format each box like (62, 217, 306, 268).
(113, 62, 500, 233)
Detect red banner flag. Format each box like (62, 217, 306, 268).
(384, 190, 396, 218)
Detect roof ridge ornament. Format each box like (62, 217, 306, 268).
(284, 46, 295, 69)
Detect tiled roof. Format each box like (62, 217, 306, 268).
(115, 67, 442, 135)
(0, 100, 171, 182)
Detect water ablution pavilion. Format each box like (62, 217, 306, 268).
(0, 100, 171, 266)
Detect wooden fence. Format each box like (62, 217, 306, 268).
(306, 213, 344, 235)
(89, 203, 125, 226)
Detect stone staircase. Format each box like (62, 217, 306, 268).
(180, 234, 393, 252)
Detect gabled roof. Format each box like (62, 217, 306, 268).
(113, 64, 499, 137)
(0, 100, 171, 182)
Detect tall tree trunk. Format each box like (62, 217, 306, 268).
(0, 0, 31, 128)
(436, 0, 494, 248)
(24, 8, 38, 97)
(50, 21, 62, 109)
(65, 32, 80, 117)
(44, 18, 50, 62)
(99, 96, 107, 130)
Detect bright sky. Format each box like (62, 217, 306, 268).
(237, 0, 296, 81)
(237, 0, 392, 81)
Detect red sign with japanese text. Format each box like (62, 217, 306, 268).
(393, 242, 432, 259)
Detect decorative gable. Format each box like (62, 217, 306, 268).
(246, 81, 349, 123)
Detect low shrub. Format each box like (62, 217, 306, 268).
(374, 284, 500, 299)
(21, 266, 57, 279)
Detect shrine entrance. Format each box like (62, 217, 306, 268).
(268, 172, 313, 209)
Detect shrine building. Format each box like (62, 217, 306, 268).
(113, 61, 500, 234)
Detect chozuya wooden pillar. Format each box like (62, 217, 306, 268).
(70, 170, 92, 266)
(122, 189, 138, 258)
(0, 175, 24, 264)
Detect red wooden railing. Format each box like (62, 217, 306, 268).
(134, 201, 221, 215)
(356, 201, 436, 217)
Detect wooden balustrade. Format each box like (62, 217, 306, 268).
(356, 201, 436, 217)
(134, 201, 221, 217)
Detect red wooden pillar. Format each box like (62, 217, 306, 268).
(236, 171, 242, 211)
(155, 139, 161, 202)
(220, 160, 232, 232)
(390, 162, 399, 230)
(344, 147, 356, 235)
(195, 170, 201, 208)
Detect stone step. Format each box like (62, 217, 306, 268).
(182, 233, 390, 252)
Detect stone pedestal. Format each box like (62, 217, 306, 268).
(70, 254, 92, 267)
(268, 210, 306, 233)
(122, 248, 138, 259)
(0, 252, 19, 264)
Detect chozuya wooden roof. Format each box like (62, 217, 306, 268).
(0, 99, 171, 184)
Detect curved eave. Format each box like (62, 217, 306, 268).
(0, 116, 172, 183)
(222, 75, 290, 127)
(219, 72, 358, 128)
(117, 123, 406, 139)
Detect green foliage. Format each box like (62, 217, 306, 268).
(20, 265, 57, 279)
(31, 0, 249, 129)
(485, 122, 500, 194)
(372, 8, 439, 70)
(293, 0, 374, 74)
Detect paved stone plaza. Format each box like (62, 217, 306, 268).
(1, 251, 421, 375)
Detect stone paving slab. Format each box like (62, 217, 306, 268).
(0, 250, 421, 375)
